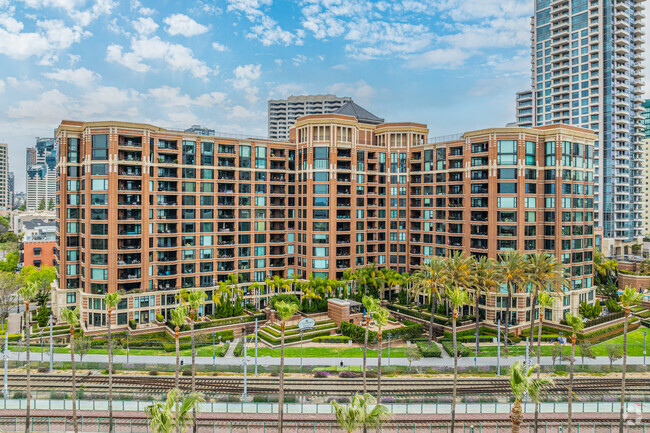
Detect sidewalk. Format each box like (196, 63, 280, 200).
(5, 350, 649, 368)
(6, 313, 21, 335)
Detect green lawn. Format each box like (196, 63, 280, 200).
(252, 347, 407, 358)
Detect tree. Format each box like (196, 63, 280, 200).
(38, 198, 45, 210)
(409, 257, 445, 345)
(60, 307, 80, 433)
(446, 285, 472, 433)
(20, 265, 56, 307)
(579, 340, 595, 365)
(301, 287, 321, 312)
(525, 252, 567, 356)
(104, 292, 121, 433)
(145, 389, 204, 433)
(508, 361, 553, 433)
(74, 335, 92, 364)
(470, 256, 497, 355)
(0, 272, 21, 330)
(565, 313, 584, 433)
(17, 282, 38, 433)
(0, 250, 19, 272)
(361, 296, 380, 394)
(47, 198, 53, 210)
(383, 269, 401, 302)
(275, 300, 299, 433)
(0, 231, 18, 244)
(185, 289, 206, 433)
(533, 292, 557, 433)
(618, 286, 643, 433)
(404, 346, 422, 372)
(606, 344, 622, 368)
(330, 393, 391, 433)
(495, 251, 527, 349)
(593, 249, 618, 286)
(373, 306, 389, 402)
(579, 300, 602, 320)
(170, 305, 188, 389)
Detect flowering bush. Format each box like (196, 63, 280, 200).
(338, 370, 360, 378)
(313, 370, 331, 378)
(380, 397, 396, 403)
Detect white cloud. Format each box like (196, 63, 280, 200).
(0, 80, 5, 94)
(43, 67, 100, 87)
(133, 16, 158, 35)
(130, 0, 154, 16)
(19, 0, 117, 26)
(407, 48, 470, 69)
(227, 105, 259, 119)
(212, 41, 227, 51)
(7, 89, 71, 125)
(164, 14, 208, 37)
(0, 18, 87, 61)
(227, 64, 262, 104)
(146, 86, 228, 108)
(106, 36, 215, 79)
(327, 80, 374, 105)
(227, 0, 301, 46)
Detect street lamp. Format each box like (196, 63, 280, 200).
(496, 320, 501, 376)
(40, 328, 44, 363)
(49, 315, 53, 372)
(242, 329, 248, 402)
(643, 331, 647, 365)
(212, 332, 216, 366)
(126, 329, 130, 364)
(254, 318, 258, 376)
(387, 333, 391, 367)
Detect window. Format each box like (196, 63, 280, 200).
(525, 141, 536, 165)
(92, 134, 109, 160)
(497, 197, 517, 208)
(497, 140, 517, 165)
(314, 147, 329, 169)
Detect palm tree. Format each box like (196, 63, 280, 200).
(185, 289, 206, 433)
(495, 251, 528, 349)
(470, 257, 497, 355)
(330, 393, 391, 433)
(618, 286, 643, 433)
(342, 268, 354, 298)
(302, 287, 321, 311)
(593, 249, 618, 285)
(409, 257, 445, 345)
(103, 292, 121, 433)
(525, 252, 567, 355)
(372, 306, 390, 402)
(533, 291, 557, 433)
(248, 282, 263, 309)
(447, 285, 472, 433)
(275, 300, 299, 433)
(145, 388, 204, 433)
(508, 361, 553, 433)
(17, 282, 38, 433)
(361, 296, 379, 394)
(383, 269, 400, 302)
(60, 307, 80, 433)
(170, 305, 188, 389)
(565, 313, 584, 433)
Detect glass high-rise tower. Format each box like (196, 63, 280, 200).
(527, 0, 645, 239)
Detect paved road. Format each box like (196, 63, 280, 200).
(4, 350, 649, 368)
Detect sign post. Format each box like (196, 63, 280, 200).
(297, 318, 315, 371)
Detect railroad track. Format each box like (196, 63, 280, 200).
(6, 374, 648, 398)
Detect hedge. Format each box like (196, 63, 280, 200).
(313, 336, 351, 343)
(340, 321, 423, 344)
(193, 314, 266, 330)
(233, 340, 244, 357)
(416, 341, 442, 358)
(386, 304, 447, 326)
(264, 323, 336, 338)
(577, 318, 638, 343)
(583, 311, 625, 328)
(257, 329, 332, 346)
(440, 339, 470, 357)
(218, 342, 230, 357)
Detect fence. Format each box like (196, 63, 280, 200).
(1, 398, 648, 416)
(0, 418, 647, 433)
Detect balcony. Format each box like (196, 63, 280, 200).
(119, 209, 141, 220)
(158, 139, 178, 151)
(118, 166, 142, 177)
(118, 240, 141, 251)
(119, 150, 142, 162)
(119, 136, 142, 147)
(118, 180, 141, 192)
(158, 181, 178, 192)
(118, 194, 141, 206)
(118, 224, 142, 236)
(118, 253, 141, 266)
(118, 269, 141, 280)
(157, 252, 177, 263)
(157, 265, 177, 277)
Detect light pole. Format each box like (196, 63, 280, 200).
(242, 329, 247, 402)
(126, 329, 130, 364)
(643, 331, 647, 365)
(40, 328, 44, 363)
(49, 315, 52, 372)
(3, 330, 8, 398)
(497, 320, 501, 376)
(525, 336, 529, 368)
(387, 333, 391, 367)
(254, 318, 258, 376)
(212, 332, 216, 366)
(300, 330, 304, 371)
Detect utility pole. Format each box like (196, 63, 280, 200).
(242, 329, 247, 402)
(497, 320, 501, 376)
(3, 330, 8, 398)
(387, 333, 391, 367)
(212, 332, 216, 367)
(254, 318, 258, 376)
(49, 315, 53, 372)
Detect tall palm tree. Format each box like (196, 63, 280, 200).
(593, 249, 618, 285)
(383, 269, 400, 302)
(342, 268, 354, 298)
(170, 305, 188, 389)
(495, 251, 527, 349)
(525, 252, 567, 355)
(618, 286, 643, 433)
(103, 292, 121, 433)
(470, 256, 497, 355)
(185, 289, 206, 433)
(60, 307, 80, 433)
(533, 291, 557, 433)
(302, 287, 321, 311)
(409, 257, 445, 345)
(565, 313, 584, 433)
(373, 306, 390, 402)
(17, 282, 38, 433)
(248, 282, 263, 309)
(330, 393, 391, 433)
(275, 300, 299, 433)
(361, 296, 379, 394)
(508, 361, 553, 433)
(447, 286, 472, 433)
(145, 388, 204, 433)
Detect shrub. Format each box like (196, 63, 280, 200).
(270, 294, 300, 310)
(441, 340, 470, 357)
(313, 370, 330, 378)
(128, 320, 137, 330)
(155, 314, 164, 322)
(313, 336, 351, 344)
(416, 341, 442, 358)
(338, 370, 360, 378)
(37, 366, 49, 373)
(182, 370, 192, 376)
(218, 342, 230, 357)
(148, 370, 158, 376)
(605, 298, 622, 313)
(233, 340, 244, 357)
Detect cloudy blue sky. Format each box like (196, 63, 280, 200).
(1, 0, 555, 191)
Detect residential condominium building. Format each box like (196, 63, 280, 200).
(268, 94, 353, 140)
(53, 117, 596, 330)
(26, 137, 58, 210)
(523, 0, 645, 240)
(0, 143, 8, 212)
(640, 99, 650, 235)
(515, 90, 534, 127)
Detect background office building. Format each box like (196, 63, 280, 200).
(26, 137, 58, 210)
(0, 143, 8, 212)
(268, 94, 353, 140)
(54, 114, 595, 329)
(520, 0, 645, 240)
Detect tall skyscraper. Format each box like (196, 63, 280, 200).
(26, 137, 57, 210)
(7, 172, 14, 210)
(525, 0, 645, 240)
(0, 144, 8, 211)
(268, 94, 352, 140)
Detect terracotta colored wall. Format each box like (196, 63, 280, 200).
(23, 241, 56, 268)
